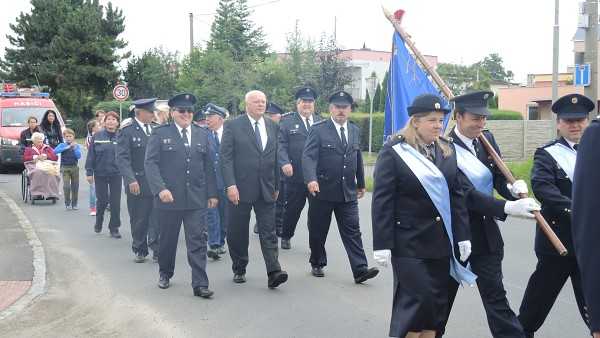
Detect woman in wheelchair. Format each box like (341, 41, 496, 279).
(22, 132, 60, 201)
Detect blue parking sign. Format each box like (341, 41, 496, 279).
(574, 64, 590, 86)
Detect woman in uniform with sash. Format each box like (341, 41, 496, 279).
(371, 94, 476, 338)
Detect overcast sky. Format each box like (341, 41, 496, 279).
(0, 0, 583, 85)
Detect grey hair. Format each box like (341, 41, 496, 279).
(31, 132, 45, 142)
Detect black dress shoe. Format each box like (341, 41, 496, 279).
(109, 229, 121, 238)
(207, 248, 220, 260)
(354, 267, 379, 284)
(134, 252, 145, 263)
(233, 274, 246, 283)
(158, 277, 170, 289)
(268, 271, 288, 288)
(281, 239, 291, 249)
(312, 266, 325, 277)
(94, 225, 101, 233)
(193, 286, 214, 298)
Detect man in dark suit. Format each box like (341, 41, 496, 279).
(117, 98, 159, 263)
(145, 93, 217, 298)
(220, 90, 288, 288)
(572, 99, 600, 338)
(302, 90, 378, 283)
(519, 94, 593, 337)
(278, 87, 324, 249)
(439, 91, 535, 338)
(204, 103, 228, 260)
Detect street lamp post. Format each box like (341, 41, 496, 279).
(366, 75, 378, 159)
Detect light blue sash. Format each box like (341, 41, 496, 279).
(544, 143, 576, 182)
(455, 145, 493, 195)
(392, 143, 477, 286)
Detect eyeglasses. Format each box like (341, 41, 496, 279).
(173, 109, 193, 114)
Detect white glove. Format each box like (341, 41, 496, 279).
(458, 240, 471, 262)
(507, 180, 528, 198)
(504, 198, 540, 218)
(373, 250, 391, 268)
(33, 155, 38, 160)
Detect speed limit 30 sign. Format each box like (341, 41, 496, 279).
(113, 85, 129, 101)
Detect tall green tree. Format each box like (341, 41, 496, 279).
(313, 33, 352, 112)
(206, 0, 269, 62)
(379, 71, 388, 112)
(0, 0, 128, 116)
(283, 20, 320, 91)
(124, 47, 180, 99)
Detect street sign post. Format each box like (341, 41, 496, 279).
(113, 85, 129, 122)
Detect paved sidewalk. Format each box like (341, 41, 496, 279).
(0, 191, 44, 318)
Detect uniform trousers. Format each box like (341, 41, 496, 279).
(440, 249, 524, 338)
(206, 188, 228, 248)
(226, 192, 281, 276)
(126, 191, 153, 256)
(147, 209, 159, 253)
(94, 175, 121, 230)
(281, 181, 310, 239)
(157, 208, 209, 288)
(274, 179, 285, 234)
(518, 254, 588, 334)
(308, 199, 368, 278)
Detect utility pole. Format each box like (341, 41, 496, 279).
(551, 0, 559, 139)
(189, 13, 194, 53)
(584, 0, 598, 119)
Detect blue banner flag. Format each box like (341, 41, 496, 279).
(384, 32, 452, 141)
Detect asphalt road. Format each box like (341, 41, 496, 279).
(0, 159, 590, 337)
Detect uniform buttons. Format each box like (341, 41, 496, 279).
(566, 176, 570, 179)
(567, 209, 571, 213)
(397, 221, 401, 224)
(344, 155, 347, 158)
(343, 165, 346, 168)
(187, 159, 190, 162)
(187, 170, 190, 174)
(435, 216, 441, 221)
(483, 216, 486, 219)
(552, 221, 556, 224)
(342, 177, 345, 180)
(187, 182, 190, 186)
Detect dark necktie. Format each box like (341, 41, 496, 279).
(472, 138, 480, 156)
(181, 127, 188, 147)
(427, 143, 436, 161)
(214, 131, 220, 148)
(340, 126, 347, 148)
(573, 143, 579, 151)
(254, 121, 263, 153)
(305, 117, 311, 132)
(144, 124, 150, 136)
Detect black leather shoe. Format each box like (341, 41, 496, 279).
(312, 266, 325, 277)
(158, 277, 170, 289)
(253, 223, 259, 234)
(193, 286, 214, 298)
(134, 252, 145, 263)
(354, 267, 379, 284)
(94, 225, 101, 233)
(268, 271, 288, 288)
(109, 229, 121, 238)
(152, 251, 159, 261)
(207, 248, 220, 260)
(233, 274, 246, 283)
(281, 239, 291, 249)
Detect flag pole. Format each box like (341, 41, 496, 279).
(381, 5, 567, 256)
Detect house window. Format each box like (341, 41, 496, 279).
(527, 105, 539, 120)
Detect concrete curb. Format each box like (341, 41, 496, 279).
(0, 191, 46, 320)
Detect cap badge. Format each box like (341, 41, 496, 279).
(434, 103, 441, 109)
(340, 92, 344, 96)
(306, 88, 310, 92)
(185, 94, 190, 99)
(483, 93, 489, 99)
(572, 97, 578, 104)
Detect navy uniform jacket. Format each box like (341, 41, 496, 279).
(116, 120, 156, 196)
(206, 129, 224, 190)
(302, 118, 365, 203)
(220, 115, 280, 203)
(371, 136, 471, 259)
(531, 137, 576, 256)
(278, 111, 324, 183)
(572, 118, 600, 332)
(449, 128, 511, 255)
(144, 123, 217, 211)
(85, 129, 120, 177)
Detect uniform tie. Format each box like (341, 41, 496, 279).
(254, 121, 263, 153)
(340, 126, 347, 148)
(181, 127, 188, 147)
(427, 143, 436, 161)
(472, 138, 480, 156)
(573, 143, 579, 151)
(305, 117, 311, 132)
(144, 124, 150, 136)
(214, 131, 220, 148)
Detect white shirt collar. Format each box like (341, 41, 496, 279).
(454, 126, 475, 147)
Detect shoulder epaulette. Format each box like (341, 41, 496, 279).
(153, 123, 169, 130)
(313, 120, 327, 127)
(538, 139, 559, 149)
(120, 118, 133, 130)
(384, 134, 404, 147)
(150, 121, 160, 127)
(439, 135, 453, 144)
(348, 120, 359, 127)
(281, 111, 294, 117)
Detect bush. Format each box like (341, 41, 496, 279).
(67, 115, 90, 139)
(93, 100, 133, 118)
(488, 109, 523, 120)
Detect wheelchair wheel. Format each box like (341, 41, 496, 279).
(21, 169, 29, 203)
